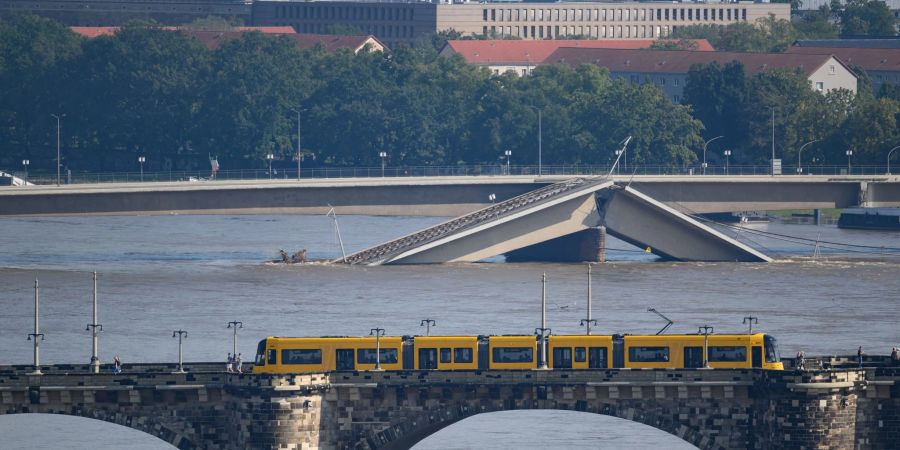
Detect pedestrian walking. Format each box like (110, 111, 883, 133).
(113, 355, 122, 374)
(226, 352, 234, 373)
(236, 353, 243, 373)
(857, 346, 865, 368)
(891, 347, 899, 365)
(796, 351, 805, 370)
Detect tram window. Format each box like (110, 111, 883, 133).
(708, 346, 747, 362)
(764, 335, 780, 363)
(267, 349, 277, 365)
(357, 348, 398, 364)
(440, 348, 452, 363)
(256, 341, 267, 365)
(492, 347, 534, 363)
(629, 346, 669, 362)
(588, 347, 607, 368)
(574, 347, 586, 363)
(454, 348, 473, 363)
(282, 349, 322, 365)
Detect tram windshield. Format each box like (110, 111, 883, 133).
(255, 339, 267, 366)
(764, 335, 780, 363)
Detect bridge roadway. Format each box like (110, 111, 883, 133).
(1, 358, 898, 450)
(1, 175, 899, 217)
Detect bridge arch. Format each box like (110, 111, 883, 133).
(346, 398, 724, 450)
(411, 409, 700, 450)
(0, 407, 197, 449)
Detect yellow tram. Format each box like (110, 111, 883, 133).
(253, 333, 783, 373)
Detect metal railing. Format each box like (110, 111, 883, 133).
(3, 164, 896, 186)
(342, 177, 610, 265)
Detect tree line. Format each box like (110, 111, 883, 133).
(1, 13, 898, 175)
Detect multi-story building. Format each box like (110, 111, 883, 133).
(545, 47, 857, 102)
(251, 1, 791, 48)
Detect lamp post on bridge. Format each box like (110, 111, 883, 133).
(580, 264, 597, 336)
(51, 113, 64, 186)
(535, 273, 551, 370)
(743, 315, 758, 335)
(369, 328, 385, 371)
(227, 321, 243, 357)
(27, 279, 44, 376)
(379, 151, 387, 177)
(702, 135, 724, 175)
(86, 272, 103, 374)
(504, 149, 512, 175)
(698, 325, 714, 368)
(138, 156, 146, 182)
(21, 159, 29, 185)
(723, 150, 731, 175)
(266, 153, 274, 179)
(796, 139, 819, 175)
(291, 108, 302, 180)
(846, 149, 853, 174)
(420, 319, 435, 336)
(887, 145, 900, 175)
(173, 330, 188, 374)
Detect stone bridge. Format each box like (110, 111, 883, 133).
(0, 360, 897, 450)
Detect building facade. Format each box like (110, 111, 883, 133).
(251, 1, 791, 48)
(787, 46, 900, 94)
(546, 48, 857, 102)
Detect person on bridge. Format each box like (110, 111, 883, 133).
(857, 346, 865, 368)
(113, 355, 122, 374)
(796, 351, 805, 370)
(891, 347, 899, 365)
(226, 353, 234, 373)
(236, 353, 243, 373)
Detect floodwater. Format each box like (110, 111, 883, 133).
(0, 214, 898, 449)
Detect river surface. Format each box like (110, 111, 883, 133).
(0, 214, 898, 449)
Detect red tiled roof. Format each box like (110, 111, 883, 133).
(545, 48, 839, 77)
(786, 46, 900, 72)
(442, 39, 714, 65)
(70, 26, 296, 39)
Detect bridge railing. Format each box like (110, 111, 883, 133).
(0, 362, 255, 376)
(5, 164, 896, 186)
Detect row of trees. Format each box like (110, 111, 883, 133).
(1, 13, 899, 174)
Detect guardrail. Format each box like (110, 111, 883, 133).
(3, 164, 897, 186)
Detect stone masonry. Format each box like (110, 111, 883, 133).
(0, 360, 897, 449)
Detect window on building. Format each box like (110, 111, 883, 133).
(815, 81, 824, 92)
(491, 9, 496, 21)
(829, 65, 836, 74)
(483, 9, 488, 21)
(673, 95, 680, 102)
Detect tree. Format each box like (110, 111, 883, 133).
(839, 0, 896, 36)
(649, 38, 699, 51)
(673, 16, 797, 52)
(683, 61, 750, 149)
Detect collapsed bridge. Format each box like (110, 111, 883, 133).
(338, 176, 770, 265)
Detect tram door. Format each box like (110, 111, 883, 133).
(336, 349, 355, 371)
(684, 347, 704, 368)
(552, 347, 573, 369)
(419, 348, 438, 369)
(752, 346, 763, 368)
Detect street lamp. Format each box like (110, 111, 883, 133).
(698, 325, 714, 368)
(846, 149, 853, 173)
(723, 150, 732, 175)
(27, 279, 44, 376)
(291, 108, 302, 180)
(614, 149, 623, 175)
(796, 140, 819, 175)
(504, 149, 512, 175)
(535, 273, 550, 370)
(173, 330, 188, 374)
(266, 153, 274, 179)
(580, 263, 597, 336)
(21, 159, 29, 185)
(743, 315, 758, 335)
(138, 156, 146, 182)
(369, 328, 385, 371)
(379, 151, 387, 177)
(420, 319, 436, 336)
(51, 113, 64, 186)
(702, 135, 724, 175)
(227, 321, 243, 357)
(86, 272, 103, 374)
(887, 145, 900, 175)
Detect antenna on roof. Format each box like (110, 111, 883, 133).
(648, 308, 673, 335)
